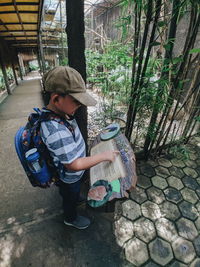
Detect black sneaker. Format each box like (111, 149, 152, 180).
(64, 215, 91, 230)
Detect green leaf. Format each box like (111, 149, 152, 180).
(172, 57, 183, 64)
(164, 43, 171, 51)
(189, 48, 200, 54)
(157, 21, 167, 27)
(195, 116, 200, 122)
(151, 41, 161, 46)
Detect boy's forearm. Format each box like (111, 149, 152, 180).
(64, 153, 106, 171)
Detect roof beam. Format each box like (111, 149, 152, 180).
(0, 2, 39, 6)
(5, 35, 37, 38)
(0, 30, 37, 33)
(0, 22, 37, 25)
(0, 11, 38, 14)
(7, 39, 58, 44)
(0, 18, 17, 42)
(12, 0, 29, 44)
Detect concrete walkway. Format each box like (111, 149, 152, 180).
(0, 72, 199, 267)
(0, 72, 123, 267)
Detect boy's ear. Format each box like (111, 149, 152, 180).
(51, 93, 60, 103)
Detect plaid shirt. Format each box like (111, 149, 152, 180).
(40, 112, 86, 184)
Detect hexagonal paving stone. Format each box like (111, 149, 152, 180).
(184, 159, 197, 168)
(190, 258, 200, 267)
(171, 158, 185, 168)
(181, 188, 198, 204)
(195, 167, 200, 176)
(194, 235, 200, 257)
(183, 167, 198, 178)
(179, 201, 198, 220)
(149, 238, 173, 266)
(114, 217, 134, 247)
(137, 175, 152, 189)
(151, 176, 168, 190)
(130, 186, 148, 204)
(196, 187, 200, 198)
(124, 237, 149, 266)
(196, 202, 200, 213)
(143, 262, 160, 267)
(169, 261, 187, 267)
(158, 158, 172, 168)
(140, 163, 156, 178)
(160, 201, 181, 221)
(122, 200, 141, 221)
(196, 178, 200, 185)
(167, 176, 184, 190)
(146, 186, 165, 204)
(155, 218, 178, 242)
(155, 166, 170, 178)
(141, 201, 162, 221)
(168, 166, 185, 178)
(164, 187, 183, 204)
(172, 237, 196, 264)
(195, 217, 200, 231)
(182, 176, 199, 190)
(133, 217, 156, 243)
(147, 160, 159, 168)
(189, 153, 198, 160)
(176, 217, 198, 241)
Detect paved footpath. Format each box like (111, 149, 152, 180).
(0, 73, 123, 267)
(0, 72, 199, 267)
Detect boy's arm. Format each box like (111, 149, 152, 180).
(64, 151, 119, 171)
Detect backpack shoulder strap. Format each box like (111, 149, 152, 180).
(40, 108, 75, 139)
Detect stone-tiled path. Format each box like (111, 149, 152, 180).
(114, 136, 200, 266)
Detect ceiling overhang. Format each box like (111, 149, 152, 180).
(0, 0, 43, 51)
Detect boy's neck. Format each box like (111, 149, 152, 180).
(46, 104, 69, 119)
(46, 104, 71, 120)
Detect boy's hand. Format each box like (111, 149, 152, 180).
(102, 150, 120, 162)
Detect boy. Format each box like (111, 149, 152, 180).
(40, 66, 118, 229)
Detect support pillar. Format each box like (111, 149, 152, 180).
(60, 0, 64, 62)
(0, 51, 11, 95)
(17, 55, 23, 80)
(37, 50, 42, 75)
(11, 62, 18, 85)
(38, 33, 46, 74)
(18, 53, 25, 76)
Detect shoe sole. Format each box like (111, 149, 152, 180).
(64, 220, 89, 230)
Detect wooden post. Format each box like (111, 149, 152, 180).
(18, 53, 25, 76)
(60, 0, 64, 61)
(66, 0, 89, 181)
(16, 54, 23, 80)
(0, 51, 11, 95)
(66, 0, 87, 143)
(38, 33, 46, 74)
(36, 49, 43, 75)
(11, 62, 18, 85)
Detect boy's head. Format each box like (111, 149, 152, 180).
(42, 66, 97, 107)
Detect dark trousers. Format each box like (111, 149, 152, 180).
(59, 179, 81, 222)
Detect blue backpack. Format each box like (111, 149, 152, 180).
(14, 108, 73, 188)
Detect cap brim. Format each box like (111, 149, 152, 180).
(69, 92, 97, 106)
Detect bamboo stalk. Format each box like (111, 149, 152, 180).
(143, 0, 181, 158)
(125, 0, 153, 140)
(155, 11, 200, 152)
